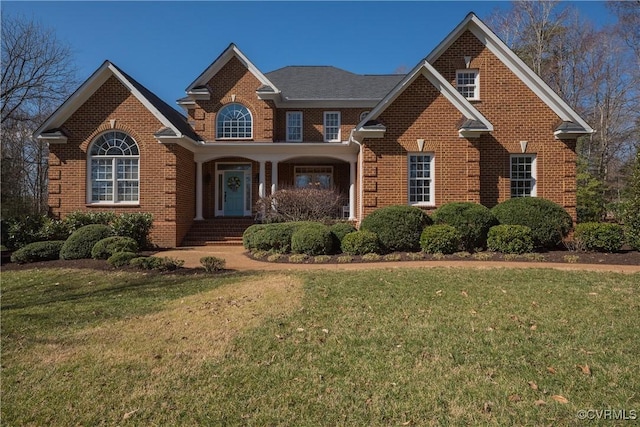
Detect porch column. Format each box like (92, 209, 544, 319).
(271, 161, 278, 194)
(258, 161, 266, 198)
(349, 160, 356, 220)
(194, 161, 204, 220)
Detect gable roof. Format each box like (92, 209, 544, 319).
(355, 59, 493, 139)
(265, 66, 404, 101)
(427, 12, 594, 135)
(35, 61, 201, 143)
(185, 43, 280, 95)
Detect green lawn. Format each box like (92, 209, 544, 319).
(2, 267, 639, 425)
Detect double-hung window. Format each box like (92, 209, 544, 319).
(286, 111, 302, 142)
(323, 111, 341, 142)
(456, 70, 479, 100)
(408, 154, 434, 205)
(88, 131, 139, 204)
(510, 154, 536, 197)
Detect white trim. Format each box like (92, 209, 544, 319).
(456, 69, 480, 101)
(324, 111, 342, 142)
(407, 153, 435, 207)
(216, 103, 253, 140)
(427, 13, 593, 134)
(286, 111, 303, 142)
(510, 154, 537, 198)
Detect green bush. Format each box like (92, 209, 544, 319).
(3, 215, 48, 250)
(91, 236, 139, 260)
(60, 224, 113, 260)
(200, 256, 226, 272)
(291, 223, 334, 256)
(574, 222, 624, 253)
(244, 222, 315, 253)
(63, 211, 116, 232)
(360, 205, 432, 252)
(111, 213, 153, 248)
(107, 251, 138, 268)
(130, 256, 184, 271)
(330, 222, 357, 242)
(420, 225, 461, 254)
(487, 225, 534, 254)
(491, 198, 573, 249)
(431, 202, 497, 251)
(10, 240, 66, 264)
(341, 230, 381, 255)
(242, 224, 267, 249)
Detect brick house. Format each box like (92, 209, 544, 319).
(35, 13, 593, 248)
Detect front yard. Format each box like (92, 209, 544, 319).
(2, 267, 638, 425)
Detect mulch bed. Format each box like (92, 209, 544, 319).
(3, 249, 639, 273)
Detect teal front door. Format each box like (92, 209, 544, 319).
(223, 171, 245, 216)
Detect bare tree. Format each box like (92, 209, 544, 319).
(1, 12, 77, 217)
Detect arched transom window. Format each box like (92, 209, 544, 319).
(216, 103, 252, 139)
(88, 131, 139, 203)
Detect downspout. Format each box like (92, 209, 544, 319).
(348, 129, 364, 225)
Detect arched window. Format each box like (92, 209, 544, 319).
(88, 131, 139, 203)
(216, 103, 252, 139)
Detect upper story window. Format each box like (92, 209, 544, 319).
(88, 131, 139, 204)
(286, 111, 302, 142)
(216, 103, 252, 139)
(456, 70, 479, 100)
(408, 153, 435, 206)
(510, 154, 536, 197)
(324, 111, 341, 142)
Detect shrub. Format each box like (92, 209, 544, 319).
(40, 217, 71, 241)
(200, 256, 226, 272)
(60, 224, 113, 260)
(256, 186, 344, 222)
(242, 224, 267, 249)
(360, 205, 432, 252)
(246, 222, 302, 253)
(431, 202, 497, 251)
(574, 222, 624, 253)
(111, 213, 153, 248)
(63, 211, 116, 232)
(10, 240, 66, 264)
(291, 223, 334, 256)
(487, 225, 534, 254)
(107, 251, 138, 268)
(341, 230, 380, 255)
(362, 253, 382, 262)
(420, 225, 461, 254)
(330, 222, 357, 242)
(91, 236, 139, 259)
(4, 215, 48, 250)
(130, 256, 184, 271)
(491, 197, 573, 249)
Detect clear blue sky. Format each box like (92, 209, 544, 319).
(4, 1, 615, 107)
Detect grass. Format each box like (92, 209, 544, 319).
(2, 267, 639, 425)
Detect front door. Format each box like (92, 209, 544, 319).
(223, 170, 245, 216)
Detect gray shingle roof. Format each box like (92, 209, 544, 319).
(265, 66, 404, 101)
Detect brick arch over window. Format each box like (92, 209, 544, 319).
(216, 103, 253, 139)
(87, 130, 140, 204)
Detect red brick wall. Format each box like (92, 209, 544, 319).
(47, 75, 190, 247)
(274, 108, 368, 142)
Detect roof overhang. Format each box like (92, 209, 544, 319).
(36, 129, 68, 144)
(554, 121, 592, 140)
(191, 141, 358, 163)
(354, 60, 493, 139)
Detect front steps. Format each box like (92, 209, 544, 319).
(181, 217, 256, 246)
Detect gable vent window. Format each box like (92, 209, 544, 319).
(88, 131, 139, 204)
(456, 70, 479, 100)
(216, 103, 252, 139)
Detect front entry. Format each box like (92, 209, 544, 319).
(215, 163, 252, 217)
(223, 170, 245, 216)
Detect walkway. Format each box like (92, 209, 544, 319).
(159, 245, 640, 274)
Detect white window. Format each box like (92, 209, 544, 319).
(294, 166, 333, 189)
(456, 70, 479, 100)
(216, 103, 252, 139)
(286, 111, 302, 142)
(88, 131, 139, 204)
(511, 155, 537, 197)
(323, 111, 341, 142)
(408, 154, 434, 205)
